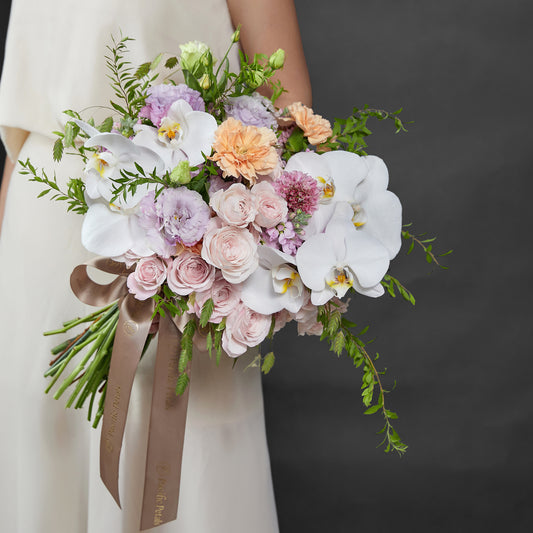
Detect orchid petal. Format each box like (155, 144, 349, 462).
(295, 233, 335, 291)
(320, 151, 368, 202)
(360, 190, 402, 259)
(81, 203, 133, 256)
(343, 229, 390, 288)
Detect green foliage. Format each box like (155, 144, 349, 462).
(317, 303, 408, 455)
(321, 107, 408, 156)
(151, 284, 188, 321)
(261, 352, 276, 374)
(19, 158, 88, 214)
(199, 298, 214, 328)
(402, 223, 452, 269)
(105, 34, 157, 136)
(382, 274, 416, 305)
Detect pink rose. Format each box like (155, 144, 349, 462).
(210, 183, 258, 228)
(222, 303, 272, 357)
(127, 256, 168, 300)
(192, 272, 241, 323)
(292, 298, 323, 336)
(201, 217, 258, 283)
(252, 181, 288, 228)
(167, 251, 215, 295)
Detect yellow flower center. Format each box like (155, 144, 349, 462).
(158, 121, 181, 141)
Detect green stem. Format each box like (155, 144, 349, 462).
(56, 312, 118, 401)
(44, 302, 117, 336)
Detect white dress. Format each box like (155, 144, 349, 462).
(0, 1, 279, 532)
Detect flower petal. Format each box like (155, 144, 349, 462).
(81, 203, 133, 256)
(320, 150, 368, 202)
(295, 233, 335, 291)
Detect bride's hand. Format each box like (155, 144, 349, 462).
(227, 0, 312, 109)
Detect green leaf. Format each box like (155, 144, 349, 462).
(98, 117, 114, 133)
(165, 56, 179, 69)
(261, 352, 275, 374)
(199, 298, 214, 328)
(175, 373, 190, 395)
(53, 138, 64, 162)
(364, 405, 381, 415)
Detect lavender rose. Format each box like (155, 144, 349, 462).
(127, 256, 168, 300)
(222, 302, 272, 357)
(252, 181, 288, 228)
(210, 183, 258, 228)
(201, 217, 258, 283)
(191, 272, 241, 323)
(167, 251, 215, 296)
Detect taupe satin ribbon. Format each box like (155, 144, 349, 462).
(69, 258, 190, 530)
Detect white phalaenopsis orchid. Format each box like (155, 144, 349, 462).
(296, 202, 390, 305)
(133, 99, 218, 169)
(285, 151, 402, 259)
(240, 245, 307, 314)
(76, 123, 165, 257)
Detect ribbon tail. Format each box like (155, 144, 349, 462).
(140, 313, 190, 530)
(100, 295, 154, 507)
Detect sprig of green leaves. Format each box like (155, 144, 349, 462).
(19, 158, 88, 214)
(402, 223, 452, 268)
(317, 303, 408, 455)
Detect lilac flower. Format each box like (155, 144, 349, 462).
(263, 220, 303, 256)
(140, 84, 205, 127)
(224, 94, 277, 130)
(274, 170, 321, 215)
(138, 188, 211, 255)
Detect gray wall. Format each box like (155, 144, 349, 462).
(264, 1, 533, 531)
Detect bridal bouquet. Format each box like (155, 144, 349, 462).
(22, 31, 448, 528)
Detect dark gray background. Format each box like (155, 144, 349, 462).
(1, 1, 531, 532)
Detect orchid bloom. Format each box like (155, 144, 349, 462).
(296, 202, 390, 305)
(133, 99, 217, 169)
(285, 151, 402, 259)
(75, 122, 165, 257)
(240, 245, 308, 314)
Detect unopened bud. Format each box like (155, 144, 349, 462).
(268, 49, 285, 70)
(169, 161, 192, 186)
(199, 74, 211, 90)
(231, 27, 241, 43)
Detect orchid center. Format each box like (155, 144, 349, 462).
(87, 151, 114, 179)
(326, 266, 354, 297)
(351, 203, 367, 228)
(158, 118, 183, 144)
(316, 175, 336, 203)
(272, 265, 304, 297)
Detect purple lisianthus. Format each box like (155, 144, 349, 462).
(263, 220, 303, 256)
(140, 83, 205, 127)
(224, 93, 277, 130)
(138, 188, 211, 255)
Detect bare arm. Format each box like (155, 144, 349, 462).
(227, 0, 312, 109)
(0, 157, 14, 235)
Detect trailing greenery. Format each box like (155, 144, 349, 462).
(19, 159, 88, 214)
